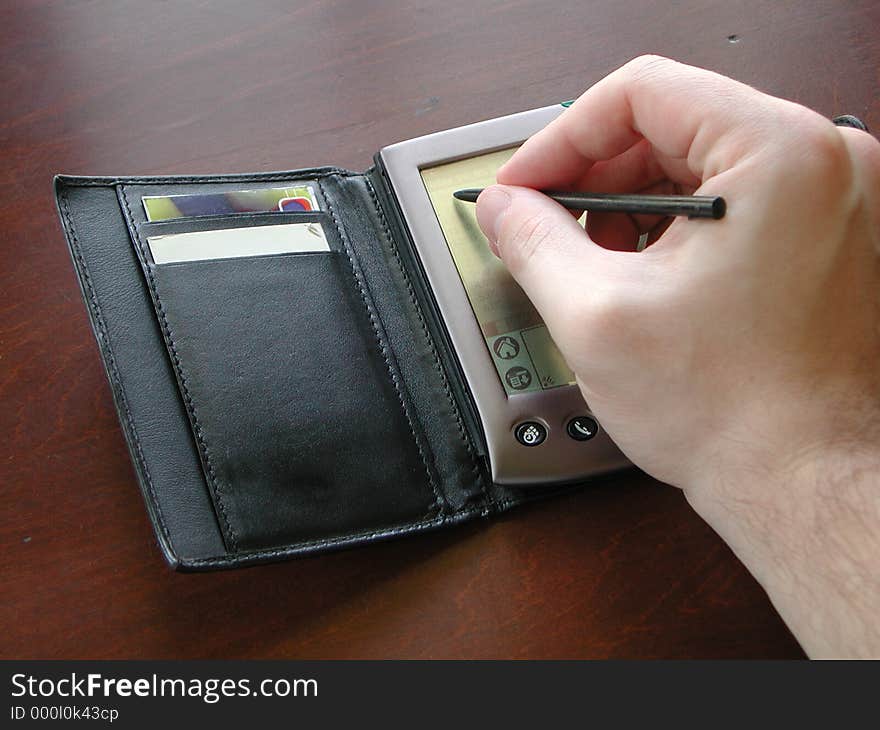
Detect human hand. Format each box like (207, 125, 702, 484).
(476, 56, 880, 656)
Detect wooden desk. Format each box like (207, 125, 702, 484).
(3, 0, 877, 659)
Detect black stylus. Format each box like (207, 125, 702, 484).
(452, 188, 726, 219)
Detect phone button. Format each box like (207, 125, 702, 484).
(566, 416, 599, 442)
(514, 421, 547, 447)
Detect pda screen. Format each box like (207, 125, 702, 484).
(420, 148, 575, 396)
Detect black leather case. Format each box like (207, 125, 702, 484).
(54, 165, 578, 570)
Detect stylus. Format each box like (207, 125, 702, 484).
(452, 188, 726, 219)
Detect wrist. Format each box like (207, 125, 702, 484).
(684, 437, 880, 657)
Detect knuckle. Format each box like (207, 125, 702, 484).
(625, 54, 676, 86)
(765, 107, 855, 193)
(844, 129, 880, 184)
(794, 111, 851, 177)
(840, 129, 880, 229)
(626, 54, 672, 74)
(806, 123, 846, 161)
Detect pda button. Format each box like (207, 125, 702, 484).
(566, 416, 598, 441)
(515, 421, 547, 447)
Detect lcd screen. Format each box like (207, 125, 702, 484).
(420, 148, 576, 396)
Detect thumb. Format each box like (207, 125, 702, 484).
(475, 184, 607, 324)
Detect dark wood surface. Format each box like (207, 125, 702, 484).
(2, 0, 878, 659)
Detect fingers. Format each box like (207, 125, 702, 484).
(475, 185, 620, 326)
(574, 138, 666, 193)
(498, 55, 775, 190)
(574, 138, 701, 194)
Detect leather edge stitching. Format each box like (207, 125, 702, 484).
(57, 188, 175, 549)
(119, 184, 239, 551)
(363, 175, 488, 500)
(317, 178, 444, 518)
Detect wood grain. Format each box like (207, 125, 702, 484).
(3, 0, 877, 659)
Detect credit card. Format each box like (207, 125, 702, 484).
(142, 185, 320, 222)
(146, 222, 330, 264)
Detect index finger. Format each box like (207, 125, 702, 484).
(498, 55, 779, 190)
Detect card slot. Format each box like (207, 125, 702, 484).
(139, 210, 331, 237)
(154, 249, 337, 270)
(140, 212, 338, 265)
(141, 245, 439, 552)
(138, 181, 326, 226)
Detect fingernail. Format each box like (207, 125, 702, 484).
(475, 187, 511, 257)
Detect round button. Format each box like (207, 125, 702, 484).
(566, 416, 598, 441)
(514, 421, 547, 447)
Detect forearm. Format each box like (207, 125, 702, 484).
(685, 445, 880, 658)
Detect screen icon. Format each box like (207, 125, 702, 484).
(492, 335, 520, 360)
(504, 366, 532, 391)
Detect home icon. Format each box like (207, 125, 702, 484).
(493, 336, 520, 360)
